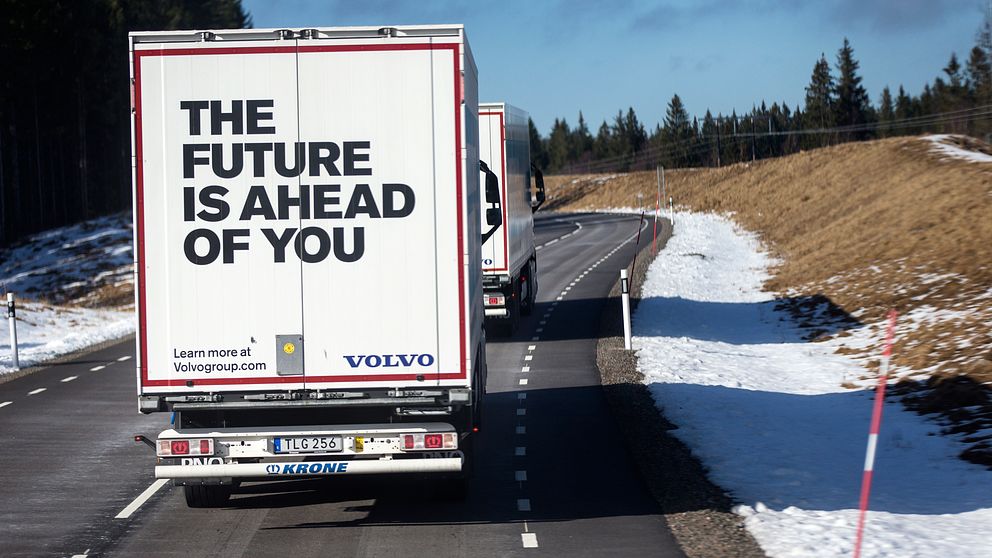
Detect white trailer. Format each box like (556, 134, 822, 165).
(478, 103, 545, 333)
(129, 25, 491, 505)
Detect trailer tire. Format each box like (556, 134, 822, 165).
(184, 484, 232, 508)
(520, 261, 535, 316)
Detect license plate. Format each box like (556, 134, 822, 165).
(274, 436, 343, 454)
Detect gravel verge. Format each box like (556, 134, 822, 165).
(597, 217, 766, 558)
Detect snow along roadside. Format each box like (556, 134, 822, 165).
(632, 212, 992, 558)
(1, 302, 134, 376)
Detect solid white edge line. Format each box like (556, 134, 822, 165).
(521, 533, 539, 548)
(27, 388, 47, 395)
(61, 376, 78, 383)
(115, 478, 169, 519)
(0, 401, 12, 409)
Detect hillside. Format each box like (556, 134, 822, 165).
(546, 135, 992, 462)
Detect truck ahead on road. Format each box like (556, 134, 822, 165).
(129, 25, 498, 506)
(478, 103, 545, 334)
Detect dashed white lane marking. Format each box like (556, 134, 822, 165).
(531, 336, 540, 341)
(519, 378, 529, 385)
(536, 328, 544, 333)
(515, 446, 527, 456)
(517, 499, 532, 512)
(516, 408, 527, 416)
(545, 239, 558, 246)
(0, 402, 12, 409)
(539, 320, 547, 325)
(90, 365, 105, 371)
(516, 426, 526, 434)
(71, 554, 88, 558)
(521, 366, 530, 373)
(117, 355, 132, 362)
(555, 296, 563, 301)
(524, 355, 533, 361)
(61, 376, 78, 383)
(527, 345, 536, 351)
(115, 478, 169, 519)
(518, 393, 527, 400)
(521, 533, 539, 548)
(516, 470, 528, 481)
(27, 388, 47, 396)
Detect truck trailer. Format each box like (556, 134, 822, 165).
(478, 103, 545, 334)
(129, 25, 496, 506)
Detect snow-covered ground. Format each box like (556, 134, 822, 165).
(1, 213, 135, 375)
(633, 212, 992, 558)
(924, 134, 992, 164)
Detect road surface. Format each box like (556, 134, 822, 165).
(0, 212, 682, 557)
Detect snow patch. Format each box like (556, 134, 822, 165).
(633, 211, 992, 558)
(924, 134, 992, 164)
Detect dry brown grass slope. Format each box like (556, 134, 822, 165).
(544, 136, 992, 386)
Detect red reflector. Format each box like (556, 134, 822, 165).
(171, 440, 190, 455)
(403, 435, 414, 449)
(472, 426, 479, 433)
(199, 440, 211, 454)
(424, 434, 443, 449)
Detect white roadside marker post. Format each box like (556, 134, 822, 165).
(620, 269, 632, 350)
(669, 196, 674, 226)
(7, 292, 19, 370)
(853, 310, 898, 558)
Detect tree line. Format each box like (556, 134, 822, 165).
(0, 0, 250, 247)
(531, 15, 992, 175)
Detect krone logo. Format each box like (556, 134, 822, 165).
(283, 342, 296, 355)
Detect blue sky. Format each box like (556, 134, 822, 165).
(243, 0, 983, 134)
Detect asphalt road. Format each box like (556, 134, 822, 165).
(0, 212, 683, 557)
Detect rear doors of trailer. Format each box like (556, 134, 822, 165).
(131, 28, 478, 394)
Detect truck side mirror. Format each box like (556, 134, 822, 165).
(480, 160, 503, 244)
(531, 163, 546, 213)
(485, 171, 500, 204)
(486, 207, 502, 226)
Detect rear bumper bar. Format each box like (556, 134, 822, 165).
(156, 457, 463, 479)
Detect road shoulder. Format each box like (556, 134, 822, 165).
(595, 217, 766, 558)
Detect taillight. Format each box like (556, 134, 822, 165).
(424, 434, 442, 449)
(399, 432, 457, 451)
(157, 438, 215, 457)
(171, 440, 190, 455)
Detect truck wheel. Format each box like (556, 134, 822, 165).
(184, 484, 232, 508)
(520, 261, 536, 316)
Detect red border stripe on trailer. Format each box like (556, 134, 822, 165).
(479, 111, 509, 273)
(133, 42, 468, 388)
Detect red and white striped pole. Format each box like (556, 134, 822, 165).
(853, 309, 898, 558)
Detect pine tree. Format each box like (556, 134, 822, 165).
(877, 87, 894, 137)
(593, 120, 612, 161)
(546, 118, 572, 173)
(834, 38, 870, 139)
(527, 117, 548, 171)
(966, 46, 991, 103)
(803, 54, 834, 147)
(663, 94, 692, 167)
